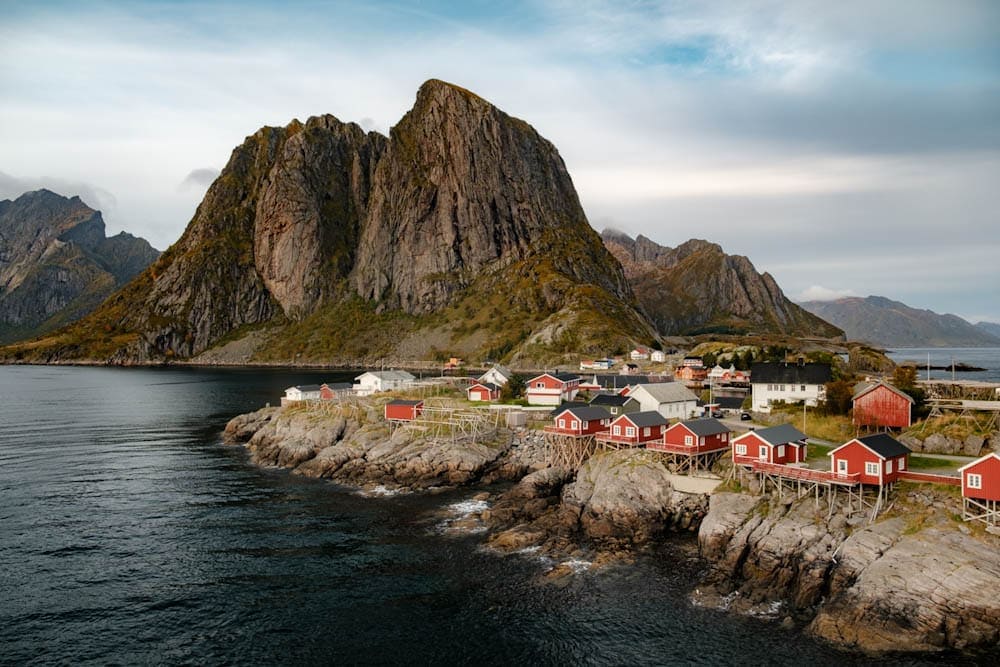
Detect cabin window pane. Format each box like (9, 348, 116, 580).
(777, 445, 785, 457)
(886, 460, 893, 474)
(626, 427, 636, 437)
(613, 425, 621, 435)
(736, 444, 747, 455)
(865, 462, 879, 475)
(582, 421, 589, 429)
(899, 458, 906, 471)
(968, 474, 982, 489)
(559, 419, 565, 428)
(722, 433, 728, 441)
(643, 427, 650, 436)
(684, 435, 693, 446)
(801, 385, 806, 392)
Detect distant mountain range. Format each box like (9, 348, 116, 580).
(0, 190, 159, 343)
(603, 231, 842, 339)
(799, 296, 1000, 348)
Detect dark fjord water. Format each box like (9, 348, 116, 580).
(0, 366, 972, 665)
(886, 347, 1000, 382)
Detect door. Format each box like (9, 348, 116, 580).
(837, 458, 848, 476)
(758, 445, 768, 461)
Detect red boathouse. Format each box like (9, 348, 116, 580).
(545, 406, 611, 437)
(828, 433, 911, 485)
(656, 418, 732, 454)
(599, 411, 668, 447)
(731, 424, 808, 466)
(384, 399, 424, 422)
(852, 381, 914, 430)
(467, 382, 500, 402)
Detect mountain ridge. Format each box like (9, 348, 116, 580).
(0, 189, 160, 343)
(799, 295, 1000, 347)
(602, 230, 842, 339)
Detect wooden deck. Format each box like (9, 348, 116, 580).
(897, 470, 961, 486)
(749, 460, 861, 486)
(648, 442, 730, 456)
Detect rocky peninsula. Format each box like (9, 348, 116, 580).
(224, 399, 1000, 657)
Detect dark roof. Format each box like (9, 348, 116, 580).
(753, 423, 807, 446)
(679, 418, 731, 437)
(558, 406, 612, 421)
(322, 382, 352, 390)
(470, 381, 500, 391)
(589, 394, 631, 407)
(856, 433, 911, 459)
(293, 384, 322, 392)
(620, 411, 668, 427)
(553, 372, 580, 382)
(550, 401, 589, 416)
(715, 396, 745, 410)
(387, 399, 423, 406)
(750, 362, 832, 385)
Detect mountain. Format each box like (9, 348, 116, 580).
(0, 190, 159, 343)
(3, 80, 651, 364)
(975, 321, 1000, 340)
(602, 231, 842, 338)
(799, 296, 1000, 347)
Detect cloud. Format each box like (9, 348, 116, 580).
(178, 168, 220, 191)
(0, 170, 118, 216)
(796, 285, 858, 302)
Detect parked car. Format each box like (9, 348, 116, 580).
(740, 411, 752, 421)
(711, 410, 724, 418)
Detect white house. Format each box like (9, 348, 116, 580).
(478, 365, 513, 387)
(650, 350, 666, 363)
(630, 347, 651, 361)
(525, 372, 581, 406)
(750, 361, 832, 413)
(284, 384, 322, 402)
(626, 382, 698, 420)
(353, 370, 417, 396)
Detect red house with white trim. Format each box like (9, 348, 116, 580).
(384, 399, 424, 422)
(657, 418, 732, 454)
(600, 411, 668, 446)
(959, 452, 1000, 501)
(545, 406, 611, 436)
(828, 433, 910, 485)
(526, 373, 581, 406)
(731, 424, 808, 466)
(852, 381, 914, 429)
(467, 382, 500, 402)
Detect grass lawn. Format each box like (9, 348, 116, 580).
(908, 454, 961, 471)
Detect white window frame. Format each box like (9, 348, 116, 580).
(613, 425, 621, 436)
(899, 458, 906, 471)
(625, 426, 636, 437)
(886, 460, 893, 474)
(735, 444, 747, 455)
(558, 419, 565, 428)
(721, 433, 728, 442)
(865, 461, 879, 476)
(643, 427, 651, 437)
(837, 459, 848, 475)
(968, 473, 983, 490)
(777, 445, 786, 458)
(758, 445, 768, 461)
(684, 435, 693, 446)
(581, 421, 589, 429)
(571, 420, 579, 429)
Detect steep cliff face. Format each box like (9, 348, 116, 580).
(0, 190, 159, 343)
(353, 81, 629, 313)
(603, 231, 841, 338)
(4, 80, 648, 363)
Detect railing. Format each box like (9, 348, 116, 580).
(596, 433, 641, 444)
(898, 471, 961, 486)
(648, 441, 730, 455)
(543, 425, 609, 436)
(750, 460, 861, 485)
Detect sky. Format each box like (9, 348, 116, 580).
(2, 0, 999, 323)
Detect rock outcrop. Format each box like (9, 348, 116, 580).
(602, 230, 842, 338)
(0, 189, 159, 344)
(4, 80, 650, 364)
(697, 491, 1000, 655)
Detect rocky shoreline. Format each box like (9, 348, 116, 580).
(223, 401, 1000, 657)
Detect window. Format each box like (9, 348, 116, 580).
(801, 385, 806, 392)
(558, 419, 565, 428)
(626, 426, 636, 437)
(790, 385, 795, 392)
(758, 445, 768, 460)
(865, 462, 879, 476)
(968, 473, 983, 490)
(735, 444, 747, 455)
(684, 435, 693, 446)
(777, 445, 785, 458)
(643, 427, 651, 437)
(570, 420, 578, 429)
(613, 425, 621, 436)
(536, 382, 544, 388)
(611, 408, 618, 415)
(700, 437, 705, 446)
(780, 384, 786, 392)
(837, 459, 848, 475)
(899, 458, 906, 471)
(886, 460, 893, 474)
(721, 433, 728, 442)
(581, 421, 589, 429)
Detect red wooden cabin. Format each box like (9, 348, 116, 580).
(384, 399, 424, 422)
(467, 382, 500, 402)
(959, 453, 1000, 501)
(731, 424, 808, 466)
(601, 411, 668, 446)
(656, 418, 732, 454)
(525, 372, 581, 406)
(852, 381, 914, 429)
(545, 406, 611, 436)
(828, 433, 910, 485)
